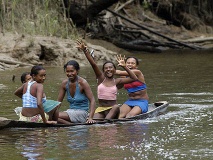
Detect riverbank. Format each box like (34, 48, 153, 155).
(1, 31, 213, 71)
(0, 32, 120, 71)
(1, 0, 213, 71)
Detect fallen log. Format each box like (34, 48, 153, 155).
(112, 40, 162, 53)
(113, 27, 151, 39)
(128, 39, 181, 49)
(64, 0, 119, 26)
(114, 0, 135, 12)
(103, 7, 202, 50)
(89, 0, 202, 50)
(141, 11, 166, 25)
(182, 37, 213, 43)
(0, 59, 33, 66)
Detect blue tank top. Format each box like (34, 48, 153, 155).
(66, 77, 89, 111)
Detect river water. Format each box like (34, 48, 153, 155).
(0, 49, 213, 160)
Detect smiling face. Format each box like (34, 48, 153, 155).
(32, 69, 46, 83)
(65, 65, 78, 81)
(126, 57, 138, 69)
(103, 62, 115, 78)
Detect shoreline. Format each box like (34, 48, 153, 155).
(1, 32, 213, 71)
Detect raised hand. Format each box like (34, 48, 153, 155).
(116, 55, 126, 67)
(76, 39, 88, 52)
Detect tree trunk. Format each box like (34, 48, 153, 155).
(63, 0, 119, 26)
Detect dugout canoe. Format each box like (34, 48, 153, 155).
(0, 101, 169, 130)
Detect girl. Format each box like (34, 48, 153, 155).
(116, 57, 149, 118)
(76, 40, 138, 119)
(14, 65, 57, 123)
(20, 72, 31, 83)
(57, 60, 96, 124)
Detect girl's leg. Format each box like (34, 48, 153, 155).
(125, 106, 142, 118)
(105, 105, 120, 119)
(93, 112, 105, 119)
(52, 108, 59, 121)
(48, 107, 59, 121)
(57, 112, 71, 124)
(118, 104, 132, 118)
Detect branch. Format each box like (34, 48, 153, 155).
(0, 59, 33, 66)
(114, 0, 135, 12)
(182, 37, 213, 43)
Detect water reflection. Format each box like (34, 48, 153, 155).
(89, 124, 119, 149)
(4, 127, 91, 159)
(67, 126, 89, 150)
(14, 128, 59, 159)
(0, 51, 213, 159)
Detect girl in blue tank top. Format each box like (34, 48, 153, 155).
(57, 60, 96, 124)
(66, 76, 89, 111)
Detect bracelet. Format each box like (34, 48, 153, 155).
(83, 48, 88, 53)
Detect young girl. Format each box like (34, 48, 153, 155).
(14, 65, 57, 123)
(57, 60, 96, 124)
(20, 72, 31, 83)
(116, 56, 149, 118)
(15, 71, 60, 121)
(76, 40, 138, 119)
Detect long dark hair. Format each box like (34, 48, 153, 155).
(64, 60, 80, 72)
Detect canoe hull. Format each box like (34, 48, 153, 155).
(0, 101, 169, 129)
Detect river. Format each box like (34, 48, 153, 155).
(0, 49, 213, 160)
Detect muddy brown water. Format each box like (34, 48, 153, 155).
(0, 49, 213, 159)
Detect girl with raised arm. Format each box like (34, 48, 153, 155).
(76, 40, 138, 119)
(115, 56, 149, 118)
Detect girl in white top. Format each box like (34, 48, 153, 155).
(14, 65, 57, 124)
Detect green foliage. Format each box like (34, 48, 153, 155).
(0, 0, 78, 39)
(141, 0, 151, 10)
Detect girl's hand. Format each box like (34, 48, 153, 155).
(86, 118, 96, 124)
(76, 39, 88, 52)
(46, 120, 57, 124)
(116, 55, 126, 67)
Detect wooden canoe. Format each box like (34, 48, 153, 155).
(0, 101, 169, 130)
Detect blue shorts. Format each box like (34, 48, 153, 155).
(124, 99, 148, 113)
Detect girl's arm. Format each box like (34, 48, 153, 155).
(14, 84, 24, 98)
(76, 40, 104, 83)
(115, 69, 145, 83)
(57, 80, 66, 102)
(82, 79, 96, 123)
(36, 84, 47, 123)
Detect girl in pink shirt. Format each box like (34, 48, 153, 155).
(76, 40, 138, 119)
